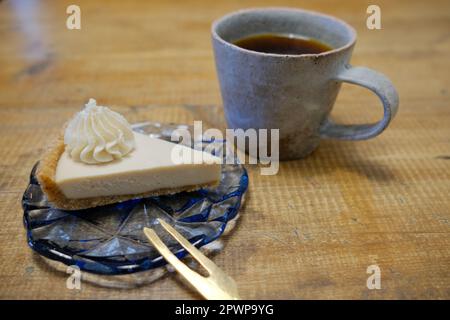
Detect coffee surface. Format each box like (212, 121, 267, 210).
(233, 33, 332, 55)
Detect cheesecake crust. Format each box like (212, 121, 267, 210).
(36, 135, 219, 211)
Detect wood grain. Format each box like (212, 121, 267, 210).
(0, 0, 449, 299)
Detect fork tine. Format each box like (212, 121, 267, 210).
(143, 227, 204, 282)
(143, 226, 238, 300)
(157, 218, 217, 273)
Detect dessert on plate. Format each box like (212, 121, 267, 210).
(37, 99, 222, 210)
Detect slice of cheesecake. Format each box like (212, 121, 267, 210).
(37, 100, 221, 210)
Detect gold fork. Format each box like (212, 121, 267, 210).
(143, 218, 240, 300)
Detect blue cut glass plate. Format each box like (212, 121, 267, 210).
(22, 122, 248, 275)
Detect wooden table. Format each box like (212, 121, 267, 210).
(0, 0, 449, 299)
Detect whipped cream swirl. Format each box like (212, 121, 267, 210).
(64, 99, 135, 164)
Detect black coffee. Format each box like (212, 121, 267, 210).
(233, 33, 332, 55)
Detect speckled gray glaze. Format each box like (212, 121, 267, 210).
(212, 8, 399, 160)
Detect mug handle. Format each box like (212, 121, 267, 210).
(320, 65, 399, 140)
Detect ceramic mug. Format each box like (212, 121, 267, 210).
(212, 8, 399, 160)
